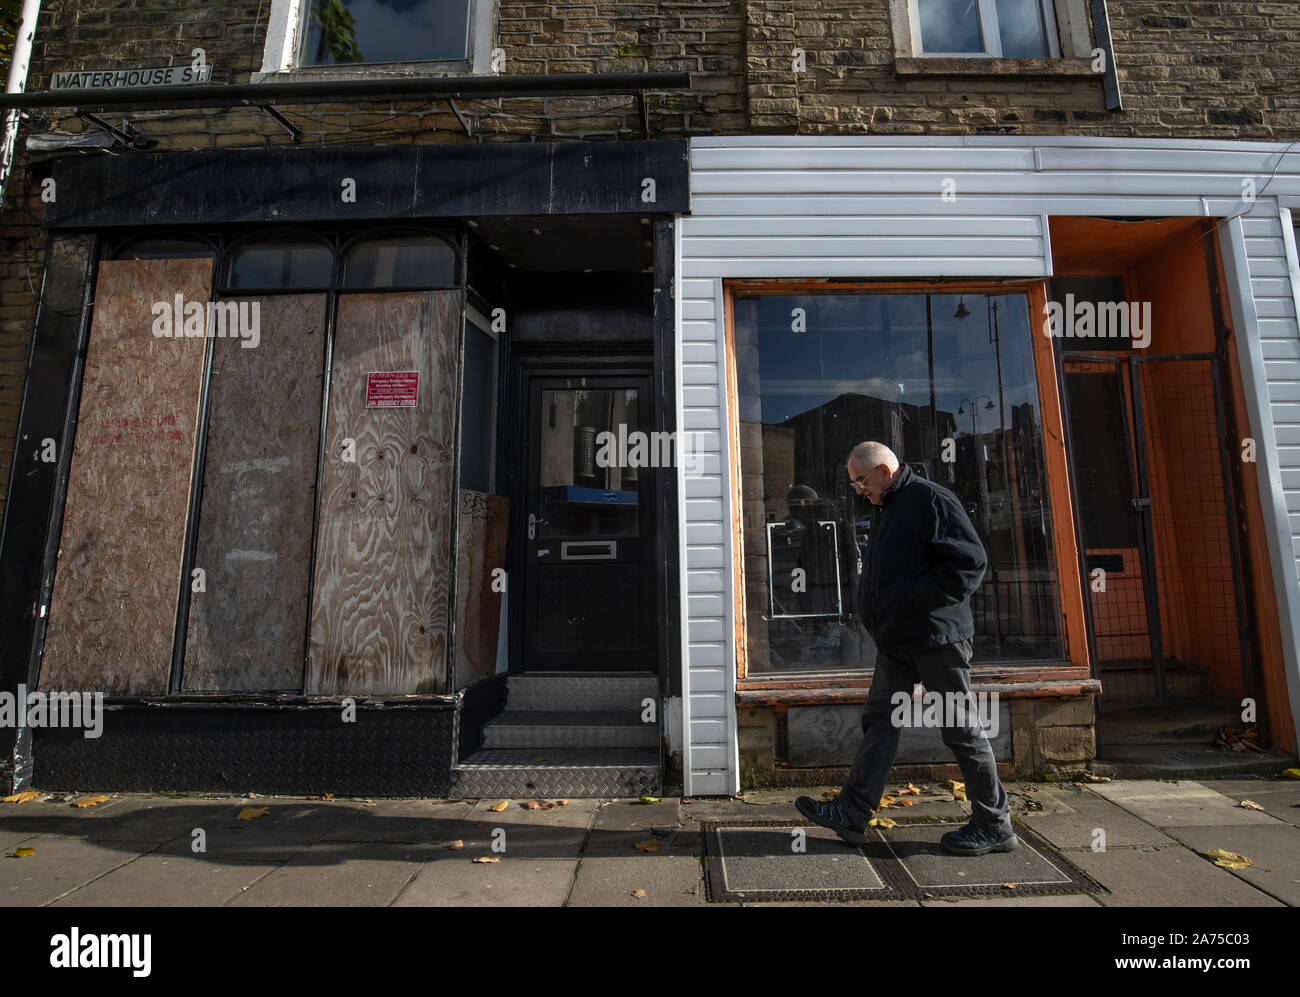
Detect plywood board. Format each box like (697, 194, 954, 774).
(39, 257, 212, 694)
(181, 294, 328, 691)
(307, 290, 461, 695)
(454, 490, 509, 687)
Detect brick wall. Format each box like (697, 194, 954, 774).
(1, 1, 1296, 520)
(0, 0, 746, 520)
(779, 0, 1300, 138)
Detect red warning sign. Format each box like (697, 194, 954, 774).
(365, 370, 419, 408)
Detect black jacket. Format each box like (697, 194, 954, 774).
(856, 464, 988, 654)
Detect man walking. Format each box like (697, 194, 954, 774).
(795, 441, 1018, 856)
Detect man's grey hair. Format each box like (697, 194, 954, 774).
(848, 441, 899, 471)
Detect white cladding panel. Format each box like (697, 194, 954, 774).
(676, 136, 1300, 796)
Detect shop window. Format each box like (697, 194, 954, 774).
(341, 233, 457, 289)
(732, 290, 1065, 674)
(227, 236, 334, 290)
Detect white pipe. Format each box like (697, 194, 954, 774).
(0, 0, 44, 212)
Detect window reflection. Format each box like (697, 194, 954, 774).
(735, 291, 1064, 673)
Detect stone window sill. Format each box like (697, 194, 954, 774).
(249, 62, 474, 86)
(895, 56, 1099, 79)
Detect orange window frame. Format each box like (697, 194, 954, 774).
(722, 278, 1090, 687)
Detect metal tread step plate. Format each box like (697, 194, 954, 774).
(457, 747, 659, 766)
(452, 747, 660, 797)
(506, 675, 659, 712)
(483, 717, 658, 749)
(488, 710, 646, 725)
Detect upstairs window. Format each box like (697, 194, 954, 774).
(257, 0, 494, 77)
(912, 0, 1059, 58)
(299, 0, 474, 67)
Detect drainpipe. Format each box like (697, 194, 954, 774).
(0, 0, 43, 213)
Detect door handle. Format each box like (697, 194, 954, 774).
(1131, 497, 1152, 511)
(528, 513, 548, 539)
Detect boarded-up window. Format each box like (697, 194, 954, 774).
(307, 290, 461, 695)
(181, 295, 328, 691)
(39, 258, 212, 694)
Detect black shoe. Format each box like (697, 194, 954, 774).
(939, 821, 1019, 856)
(795, 795, 871, 845)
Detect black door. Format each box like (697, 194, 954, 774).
(520, 372, 657, 671)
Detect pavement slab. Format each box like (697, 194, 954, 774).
(318, 799, 478, 843)
(1066, 841, 1284, 907)
(1021, 787, 1179, 850)
(1156, 823, 1300, 906)
(0, 835, 160, 906)
(1194, 780, 1300, 828)
(1087, 779, 1283, 827)
(51, 851, 275, 906)
(228, 841, 439, 906)
(392, 855, 578, 906)
(567, 851, 705, 906)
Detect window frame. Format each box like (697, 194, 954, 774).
(723, 277, 1091, 685)
(909, 0, 1062, 59)
(255, 0, 496, 82)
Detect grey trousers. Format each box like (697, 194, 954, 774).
(838, 638, 1012, 836)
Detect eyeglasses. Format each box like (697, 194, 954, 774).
(849, 468, 878, 491)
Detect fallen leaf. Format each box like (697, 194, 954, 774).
(557, 799, 568, 806)
(896, 798, 915, 807)
(523, 800, 540, 810)
(634, 839, 660, 853)
(4, 791, 40, 804)
(947, 780, 967, 802)
(305, 794, 335, 801)
(879, 794, 897, 807)
(868, 817, 897, 828)
(472, 856, 501, 864)
(901, 783, 921, 795)
(8, 847, 35, 858)
(71, 795, 110, 808)
(639, 796, 661, 804)
(1239, 800, 1266, 812)
(1200, 848, 1253, 870)
(1281, 768, 1300, 780)
(631, 889, 647, 898)
(489, 800, 509, 812)
(1003, 883, 1017, 890)
(538, 801, 555, 810)
(237, 807, 269, 820)
(448, 840, 464, 850)
(822, 789, 841, 800)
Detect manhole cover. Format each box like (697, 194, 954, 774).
(700, 817, 1103, 903)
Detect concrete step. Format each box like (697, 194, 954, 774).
(505, 673, 659, 713)
(1098, 701, 1247, 745)
(482, 710, 658, 749)
(451, 747, 661, 798)
(1093, 742, 1296, 779)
